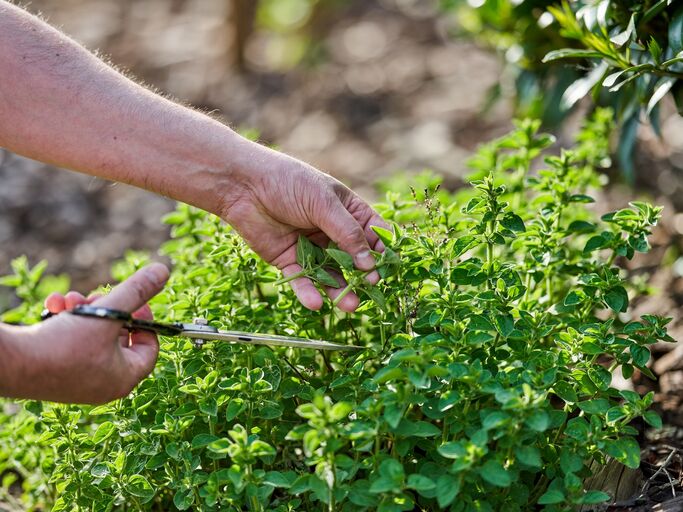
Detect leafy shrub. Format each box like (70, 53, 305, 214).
(0, 109, 673, 511)
(444, 0, 683, 178)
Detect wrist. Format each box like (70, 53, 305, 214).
(154, 124, 267, 219)
(210, 133, 286, 220)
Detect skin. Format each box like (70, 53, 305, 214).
(0, 1, 387, 404)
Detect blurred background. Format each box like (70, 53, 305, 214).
(5, 0, 683, 302)
(0, 0, 512, 295)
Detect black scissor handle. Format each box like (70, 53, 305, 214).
(42, 305, 185, 337)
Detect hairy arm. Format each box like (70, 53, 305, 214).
(0, 1, 386, 314)
(0, 1, 248, 214)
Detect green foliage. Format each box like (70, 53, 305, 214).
(0, 109, 672, 511)
(445, 0, 683, 179)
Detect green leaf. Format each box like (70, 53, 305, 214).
(394, 420, 441, 438)
(525, 410, 550, 432)
(375, 366, 403, 384)
(92, 421, 116, 444)
(515, 446, 542, 468)
(90, 463, 110, 478)
(372, 225, 394, 246)
(438, 442, 465, 459)
(669, 5, 683, 54)
(483, 411, 508, 430)
(173, 487, 194, 510)
(263, 471, 295, 488)
(369, 476, 396, 494)
(329, 402, 353, 422)
(563, 290, 583, 306)
(605, 438, 641, 469)
(538, 489, 565, 505)
(479, 460, 511, 487)
(313, 267, 340, 288)
(226, 399, 247, 421)
(643, 411, 663, 429)
(604, 286, 628, 313)
(383, 402, 405, 429)
(494, 314, 514, 338)
(631, 345, 651, 367)
(296, 235, 318, 268)
(583, 235, 606, 253)
(192, 433, 219, 449)
(501, 213, 525, 233)
(436, 474, 461, 508)
(452, 236, 479, 257)
(542, 49, 604, 63)
(407, 474, 436, 493)
(250, 440, 276, 458)
(553, 381, 578, 403)
(561, 62, 609, 110)
(378, 459, 404, 481)
(51, 498, 69, 512)
(579, 490, 611, 504)
(647, 78, 676, 116)
(207, 438, 231, 454)
(567, 220, 596, 233)
(611, 14, 636, 47)
(618, 114, 639, 184)
(326, 248, 354, 271)
(560, 450, 583, 473)
(578, 398, 610, 415)
(468, 314, 494, 331)
(565, 417, 590, 441)
(199, 397, 218, 417)
(127, 475, 155, 502)
(364, 285, 387, 310)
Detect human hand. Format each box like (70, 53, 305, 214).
(15, 263, 169, 404)
(221, 147, 389, 312)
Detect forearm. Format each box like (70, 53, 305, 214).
(0, 323, 31, 399)
(0, 1, 269, 215)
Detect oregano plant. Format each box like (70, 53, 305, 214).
(0, 108, 672, 511)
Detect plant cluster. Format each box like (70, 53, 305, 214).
(443, 0, 683, 179)
(0, 109, 673, 511)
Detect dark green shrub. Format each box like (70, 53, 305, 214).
(0, 109, 672, 511)
(444, 0, 683, 178)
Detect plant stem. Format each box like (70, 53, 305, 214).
(273, 270, 307, 286)
(332, 284, 354, 307)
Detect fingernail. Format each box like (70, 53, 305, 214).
(356, 251, 376, 270)
(145, 263, 169, 286)
(365, 270, 380, 285)
(376, 240, 386, 252)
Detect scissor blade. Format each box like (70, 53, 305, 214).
(182, 329, 364, 351)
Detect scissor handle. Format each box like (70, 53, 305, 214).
(42, 305, 185, 337)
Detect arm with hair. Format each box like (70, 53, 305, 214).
(0, 1, 387, 312)
(0, 0, 241, 215)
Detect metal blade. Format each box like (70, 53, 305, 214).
(181, 329, 364, 352)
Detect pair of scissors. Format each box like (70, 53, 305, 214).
(42, 305, 363, 352)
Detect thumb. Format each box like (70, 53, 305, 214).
(318, 200, 376, 271)
(93, 263, 169, 312)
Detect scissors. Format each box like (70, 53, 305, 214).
(41, 305, 363, 352)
